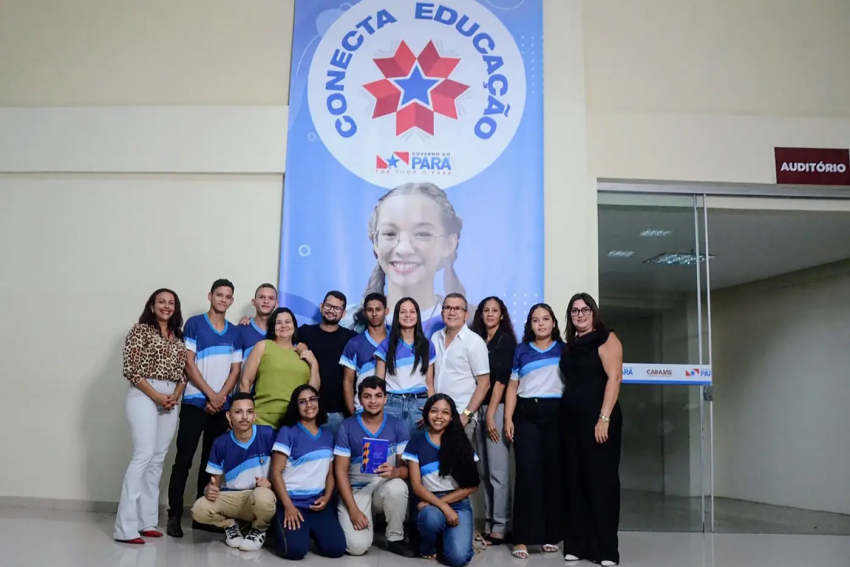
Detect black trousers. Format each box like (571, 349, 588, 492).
(167, 404, 229, 518)
(562, 403, 622, 564)
(512, 397, 563, 546)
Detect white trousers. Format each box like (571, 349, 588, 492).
(113, 380, 179, 540)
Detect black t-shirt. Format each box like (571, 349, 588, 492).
(298, 324, 358, 415)
(485, 329, 517, 404)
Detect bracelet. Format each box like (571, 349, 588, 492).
(599, 414, 610, 422)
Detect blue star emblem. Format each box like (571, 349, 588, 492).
(393, 64, 439, 107)
(386, 155, 400, 168)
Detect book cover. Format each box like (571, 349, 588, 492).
(360, 437, 389, 474)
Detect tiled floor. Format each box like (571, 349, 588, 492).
(621, 489, 850, 534)
(1, 507, 849, 567)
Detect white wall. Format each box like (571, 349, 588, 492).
(0, 174, 282, 505)
(712, 260, 850, 514)
(0, 0, 294, 106)
(584, 0, 850, 183)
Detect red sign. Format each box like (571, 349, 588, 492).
(775, 148, 850, 185)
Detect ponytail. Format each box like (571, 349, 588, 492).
(442, 252, 465, 297)
(363, 262, 386, 297)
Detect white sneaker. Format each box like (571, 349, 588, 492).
(601, 561, 618, 566)
(564, 554, 580, 562)
(224, 523, 244, 548)
(239, 528, 266, 551)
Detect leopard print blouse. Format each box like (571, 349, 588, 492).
(123, 323, 188, 385)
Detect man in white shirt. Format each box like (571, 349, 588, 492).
(432, 293, 491, 443)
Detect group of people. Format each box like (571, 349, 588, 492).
(113, 279, 624, 566)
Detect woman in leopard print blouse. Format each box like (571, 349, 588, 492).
(114, 288, 188, 544)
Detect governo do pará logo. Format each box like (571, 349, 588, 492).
(308, 1, 527, 189)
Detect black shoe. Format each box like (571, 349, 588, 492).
(192, 520, 224, 533)
(166, 516, 183, 538)
(386, 540, 416, 558)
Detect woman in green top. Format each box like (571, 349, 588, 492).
(240, 307, 320, 428)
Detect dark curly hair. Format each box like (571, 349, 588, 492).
(138, 288, 184, 339)
(280, 385, 327, 428)
(421, 394, 479, 489)
(522, 302, 561, 343)
(470, 296, 515, 341)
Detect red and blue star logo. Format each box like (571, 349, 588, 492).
(364, 41, 469, 136)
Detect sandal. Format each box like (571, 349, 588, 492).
(475, 532, 489, 543)
(511, 547, 529, 559)
(485, 534, 505, 546)
(543, 544, 560, 553)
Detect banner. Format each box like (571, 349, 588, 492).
(622, 364, 712, 386)
(280, 0, 544, 337)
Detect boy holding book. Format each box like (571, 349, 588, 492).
(333, 377, 415, 557)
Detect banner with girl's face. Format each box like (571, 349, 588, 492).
(281, 0, 543, 337)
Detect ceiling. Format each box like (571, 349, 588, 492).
(599, 204, 850, 298)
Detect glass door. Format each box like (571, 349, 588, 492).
(597, 192, 713, 532)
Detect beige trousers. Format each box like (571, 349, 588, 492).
(191, 487, 276, 530)
(338, 478, 408, 555)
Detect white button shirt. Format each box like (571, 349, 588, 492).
(432, 325, 490, 412)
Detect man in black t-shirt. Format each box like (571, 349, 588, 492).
(296, 290, 358, 435)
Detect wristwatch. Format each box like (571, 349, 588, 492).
(462, 409, 473, 418)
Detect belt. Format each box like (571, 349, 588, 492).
(388, 392, 429, 399)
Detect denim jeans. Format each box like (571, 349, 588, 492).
(384, 394, 426, 439)
(322, 411, 346, 438)
(417, 498, 474, 567)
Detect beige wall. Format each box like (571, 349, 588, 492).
(0, 0, 294, 106)
(584, 0, 850, 183)
(1, 0, 849, 507)
(0, 0, 591, 506)
(712, 260, 850, 515)
(0, 174, 282, 504)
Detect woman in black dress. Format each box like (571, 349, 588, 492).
(560, 293, 623, 566)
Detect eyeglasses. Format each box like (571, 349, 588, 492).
(297, 396, 319, 407)
(372, 230, 444, 251)
(570, 307, 592, 316)
(442, 305, 467, 313)
(323, 304, 344, 314)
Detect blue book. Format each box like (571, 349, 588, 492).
(360, 438, 389, 474)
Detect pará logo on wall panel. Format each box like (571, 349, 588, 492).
(308, 1, 526, 188)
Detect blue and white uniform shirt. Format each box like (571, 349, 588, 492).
(206, 425, 275, 490)
(340, 332, 382, 411)
(374, 339, 436, 395)
(238, 318, 267, 365)
(333, 414, 409, 490)
(510, 341, 565, 399)
(272, 424, 334, 508)
(402, 433, 478, 493)
(183, 314, 242, 407)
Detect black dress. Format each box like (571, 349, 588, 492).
(560, 329, 622, 564)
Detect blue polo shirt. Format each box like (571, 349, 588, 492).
(510, 341, 565, 399)
(340, 331, 383, 411)
(272, 423, 334, 508)
(183, 314, 242, 408)
(333, 414, 409, 490)
(206, 425, 275, 490)
(374, 339, 436, 395)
